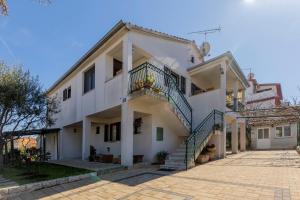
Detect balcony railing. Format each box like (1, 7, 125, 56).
(128, 62, 192, 131)
(185, 109, 223, 169)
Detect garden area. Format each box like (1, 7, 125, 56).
(0, 147, 91, 185)
(0, 162, 91, 185)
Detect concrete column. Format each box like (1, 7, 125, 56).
(121, 103, 134, 166)
(122, 36, 132, 96)
(222, 123, 227, 158)
(82, 117, 91, 160)
(120, 36, 134, 167)
(220, 62, 227, 157)
(240, 122, 246, 151)
(59, 129, 64, 160)
(233, 80, 238, 111)
(231, 120, 238, 154)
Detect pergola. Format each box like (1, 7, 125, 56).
(3, 128, 60, 160)
(234, 106, 300, 127)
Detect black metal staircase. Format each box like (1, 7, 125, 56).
(128, 62, 224, 170)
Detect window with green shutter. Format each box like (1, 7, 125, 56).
(156, 127, 164, 141)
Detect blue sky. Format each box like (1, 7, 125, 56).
(0, 0, 300, 100)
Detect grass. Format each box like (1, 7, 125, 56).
(0, 162, 92, 185)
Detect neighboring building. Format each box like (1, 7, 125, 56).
(45, 21, 249, 170)
(246, 73, 298, 150)
(14, 137, 38, 150)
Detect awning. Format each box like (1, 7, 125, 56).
(3, 128, 61, 137)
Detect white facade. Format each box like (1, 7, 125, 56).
(46, 21, 249, 166)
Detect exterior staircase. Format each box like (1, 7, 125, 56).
(161, 110, 223, 170)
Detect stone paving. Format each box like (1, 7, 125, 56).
(0, 176, 17, 188)
(12, 151, 300, 200)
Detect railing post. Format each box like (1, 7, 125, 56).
(185, 140, 188, 170)
(193, 135, 195, 162)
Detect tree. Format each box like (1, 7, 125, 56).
(0, 0, 50, 15)
(0, 61, 59, 168)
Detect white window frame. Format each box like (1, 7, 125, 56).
(275, 125, 292, 138)
(257, 127, 270, 140)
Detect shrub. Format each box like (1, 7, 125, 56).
(156, 151, 168, 164)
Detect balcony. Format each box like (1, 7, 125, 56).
(128, 62, 192, 131)
(226, 94, 245, 111)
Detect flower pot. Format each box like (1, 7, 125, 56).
(197, 154, 209, 164)
(296, 146, 300, 155)
(208, 151, 216, 161)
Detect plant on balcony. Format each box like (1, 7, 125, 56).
(144, 74, 155, 89)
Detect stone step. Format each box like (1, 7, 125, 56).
(160, 164, 186, 171)
(165, 160, 185, 166)
(168, 155, 185, 161)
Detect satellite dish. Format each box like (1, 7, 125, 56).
(200, 42, 210, 57)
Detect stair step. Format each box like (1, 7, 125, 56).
(160, 165, 186, 170)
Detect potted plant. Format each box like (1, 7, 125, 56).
(296, 146, 300, 155)
(197, 150, 209, 164)
(213, 124, 221, 131)
(135, 80, 144, 90)
(144, 74, 155, 89)
(206, 144, 216, 161)
(156, 151, 168, 164)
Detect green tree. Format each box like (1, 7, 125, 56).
(0, 61, 59, 168)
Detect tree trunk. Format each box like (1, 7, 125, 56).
(0, 142, 4, 170)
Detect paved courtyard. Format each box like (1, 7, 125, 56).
(13, 151, 300, 200)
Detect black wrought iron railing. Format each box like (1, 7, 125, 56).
(128, 62, 192, 131)
(185, 110, 223, 169)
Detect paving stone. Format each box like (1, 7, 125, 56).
(11, 150, 300, 200)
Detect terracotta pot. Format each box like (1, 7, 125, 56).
(197, 154, 209, 164)
(208, 151, 216, 161)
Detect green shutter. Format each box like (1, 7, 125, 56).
(156, 127, 164, 141)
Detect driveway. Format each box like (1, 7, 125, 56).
(14, 151, 300, 200)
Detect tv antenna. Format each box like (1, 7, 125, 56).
(188, 26, 221, 41)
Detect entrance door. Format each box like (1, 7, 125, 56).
(257, 128, 270, 149)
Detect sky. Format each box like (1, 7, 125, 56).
(0, 0, 300, 100)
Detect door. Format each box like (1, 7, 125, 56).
(257, 128, 271, 149)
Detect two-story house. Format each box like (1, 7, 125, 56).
(246, 73, 298, 150)
(45, 21, 249, 170)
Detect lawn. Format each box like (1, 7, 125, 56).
(0, 162, 92, 185)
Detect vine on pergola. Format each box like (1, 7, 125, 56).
(234, 106, 300, 127)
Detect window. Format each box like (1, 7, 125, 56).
(163, 66, 186, 94)
(67, 87, 71, 98)
(276, 126, 291, 137)
(104, 122, 121, 142)
(84, 66, 95, 93)
(257, 128, 269, 139)
(63, 86, 71, 101)
(96, 126, 100, 134)
(284, 126, 291, 137)
(180, 76, 186, 94)
(134, 118, 142, 134)
(275, 127, 283, 137)
(156, 127, 164, 141)
(113, 59, 122, 76)
(190, 56, 195, 63)
(171, 71, 180, 87)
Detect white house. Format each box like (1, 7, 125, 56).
(45, 21, 249, 170)
(246, 73, 298, 150)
